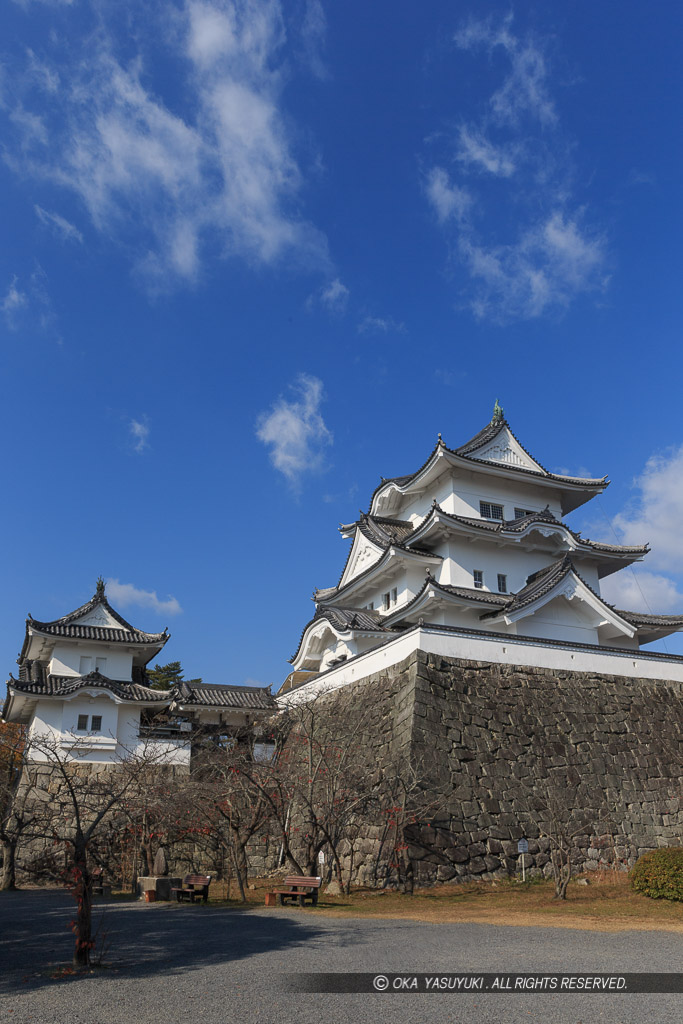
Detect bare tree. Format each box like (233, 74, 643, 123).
(188, 742, 274, 901)
(271, 689, 380, 889)
(518, 756, 599, 900)
(0, 723, 49, 890)
(23, 732, 176, 966)
(374, 753, 452, 894)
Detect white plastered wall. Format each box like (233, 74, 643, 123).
(49, 642, 134, 680)
(437, 538, 601, 595)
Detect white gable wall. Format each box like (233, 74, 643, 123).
(516, 596, 601, 646)
(396, 470, 563, 525)
(437, 539, 601, 595)
(339, 531, 384, 587)
(49, 642, 134, 680)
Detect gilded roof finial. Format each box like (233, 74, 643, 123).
(95, 576, 106, 597)
(491, 398, 504, 424)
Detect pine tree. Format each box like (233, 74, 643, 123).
(146, 661, 202, 691)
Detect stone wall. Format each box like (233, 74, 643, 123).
(9, 651, 682, 889)
(302, 650, 682, 885)
(12, 760, 191, 885)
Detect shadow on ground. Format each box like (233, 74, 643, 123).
(0, 890, 331, 994)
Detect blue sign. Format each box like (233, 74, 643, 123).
(517, 838, 529, 854)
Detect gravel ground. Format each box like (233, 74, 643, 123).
(1, 890, 681, 1024)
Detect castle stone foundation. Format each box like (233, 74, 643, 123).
(301, 649, 682, 885)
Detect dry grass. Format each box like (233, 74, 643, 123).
(207, 871, 683, 933)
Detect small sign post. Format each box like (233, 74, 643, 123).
(517, 838, 529, 882)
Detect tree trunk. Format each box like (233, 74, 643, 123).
(552, 847, 571, 900)
(345, 846, 354, 896)
(139, 838, 153, 877)
(401, 849, 414, 895)
(0, 838, 17, 890)
(72, 841, 92, 967)
(231, 842, 247, 903)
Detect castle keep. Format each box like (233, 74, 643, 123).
(279, 406, 682, 880)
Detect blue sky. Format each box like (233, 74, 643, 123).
(2, 0, 683, 688)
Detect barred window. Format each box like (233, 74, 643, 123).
(77, 714, 88, 731)
(480, 501, 504, 520)
(473, 570, 484, 589)
(497, 574, 508, 594)
(91, 716, 102, 733)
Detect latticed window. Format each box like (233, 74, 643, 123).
(480, 501, 504, 520)
(77, 714, 88, 731)
(514, 507, 533, 519)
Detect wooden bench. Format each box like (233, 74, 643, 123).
(272, 875, 322, 907)
(171, 874, 212, 903)
(91, 867, 110, 896)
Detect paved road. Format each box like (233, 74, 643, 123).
(0, 891, 680, 1024)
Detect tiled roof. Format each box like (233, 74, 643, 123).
(383, 574, 508, 626)
(27, 622, 168, 644)
(367, 417, 607, 513)
(316, 540, 442, 604)
(172, 681, 276, 710)
(407, 504, 648, 558)
(330, 514, 416, 594)
(616, 610, 683, 628)
(472, 556, 683, 638)
(436, 582, 509, 606)
(340, 513, 415, 546)
(8, 669, 168, 702)
(482, 555, 575, 617)
(290, 605, 394, 663)
(25, 581, 169, 648)
(455, 419, 607, 486)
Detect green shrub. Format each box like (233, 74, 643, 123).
(630, 847, 683, 901)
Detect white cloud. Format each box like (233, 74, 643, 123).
(0, 266, 58, 334)
(600, 571, 683, 615)
(300, 0, 327, 79)
(454, 14, 556, 127)
(6, 1, 328, 287)
(425, 167, 471, 224)
(456, 127, 516, 177)
(1, 276, 28, 327)
(608, 445, 683, 572)
(26, 49, 60, 93)
(319, 278, 349, 312)
(35, 205, 83, 243)
(461, 211, 606, 320)
(105, 579, 183, 616)
(357, 315, 406, 335)
(11, 0, 75, 7)
(129, 418, 150, 454)
(425, 16, 607, 322)
(256, 373, 332, 487)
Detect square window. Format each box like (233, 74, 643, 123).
(473, 570, 484, 589)
(497, 574, 508, 594)
(91, 716, 102, 732)
(77, 714, 88, 731)
(480, 501, 503, 520)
